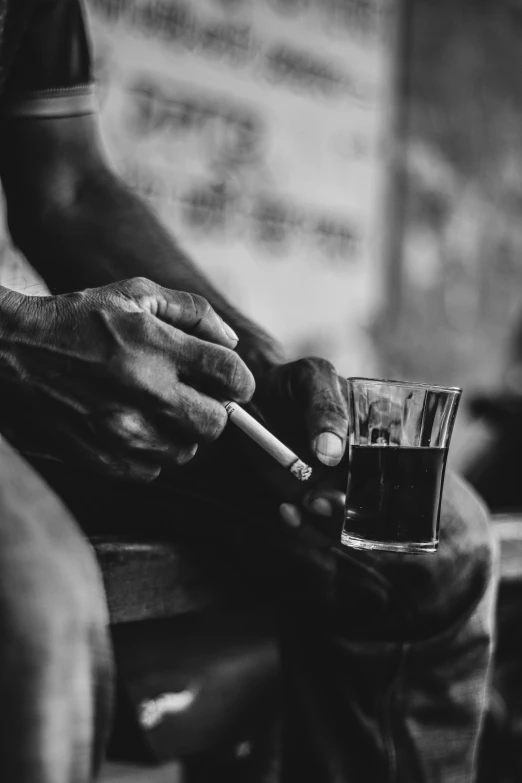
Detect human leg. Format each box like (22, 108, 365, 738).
(272, 473, 496, 783)
(0, 439, 114, 783)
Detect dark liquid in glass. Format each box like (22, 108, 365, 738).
(343, 445, 446, 548)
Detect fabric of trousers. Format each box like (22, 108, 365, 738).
(0, 436, 497, 783)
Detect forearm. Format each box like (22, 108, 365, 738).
(7, 167, 282, 377)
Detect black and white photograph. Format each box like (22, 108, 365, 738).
(0, 1, 519, 782)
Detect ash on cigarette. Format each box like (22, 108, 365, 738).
(290, 460, 313, 481)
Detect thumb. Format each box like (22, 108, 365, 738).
(291, 360, 349, 466)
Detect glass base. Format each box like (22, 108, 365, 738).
(341, 532, 438, 555)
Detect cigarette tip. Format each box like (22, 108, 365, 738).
(290, 459, 313, 482)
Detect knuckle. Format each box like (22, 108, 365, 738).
(117, 278, 159, 311)
(129, 276, 155, 293)
(105, 410, 155, 449)
(297, 356, 335, 377)
(216, 348, 238, 382)
(199, 401, 227, 441)
(218, 350, 255, 400)
(179, 291, 212, 322)
(105, 409, 133, 438)
(109, 332, 157, 384)
(173, 443, 198, 465)
(190, 293, 212, 318)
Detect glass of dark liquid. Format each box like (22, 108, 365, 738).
(342, 378, 461, 554)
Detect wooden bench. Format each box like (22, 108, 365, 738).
(95, 515, 522, 624)
(93, 538, 225, 623)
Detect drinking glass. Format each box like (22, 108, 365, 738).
(342, 378, 461, 554)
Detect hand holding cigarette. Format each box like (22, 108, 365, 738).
(222, 399, 345, 534)
(222, 400, 313, 482)
(240, 361, 349, 529)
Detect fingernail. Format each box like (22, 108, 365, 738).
(313, 432, 344, 466)
(221, 319, 239, 343)
(280, 503, 301, 528)
(311, 498, 333, 517)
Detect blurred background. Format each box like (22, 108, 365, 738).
(2, 0, 522, 455)
(3, 5, 522, 780)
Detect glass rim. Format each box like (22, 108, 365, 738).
(347, 377, 462, 394)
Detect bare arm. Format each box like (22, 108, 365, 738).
(0, 110, 349, 522)
(0, 0, 348, 526)
(0, 113, 281, 379)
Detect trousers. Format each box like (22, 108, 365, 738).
(0, 435, 497, 782)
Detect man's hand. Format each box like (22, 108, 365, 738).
(253, 358, 349, 532)
(0, 278, 255, 481)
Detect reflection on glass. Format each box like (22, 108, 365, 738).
(342, 378, 461, 554)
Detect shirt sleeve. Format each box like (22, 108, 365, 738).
(0, 0, 96, 119)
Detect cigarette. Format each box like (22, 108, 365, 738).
(222, 400, 313, 482)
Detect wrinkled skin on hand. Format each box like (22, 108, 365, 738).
(0, 277, 349, 542)
(0, 277, 255, 482)
(169, 357, 351, 543)
(252, 359, 350, 537)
